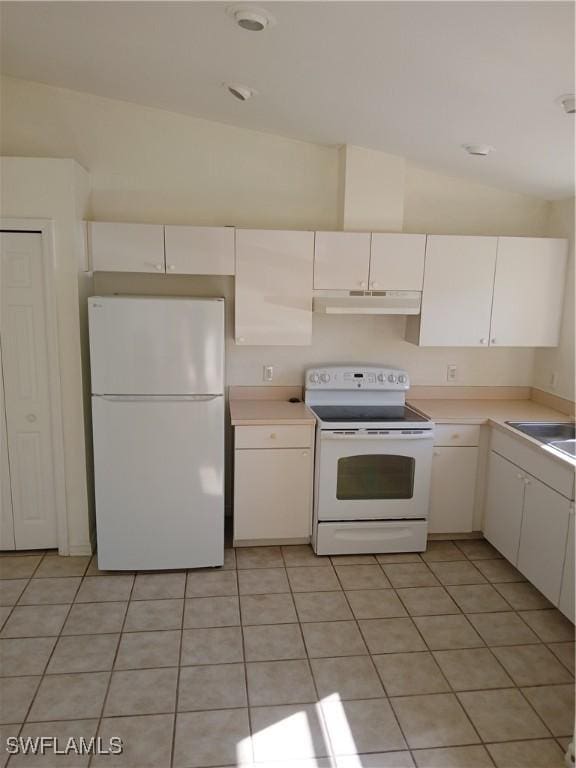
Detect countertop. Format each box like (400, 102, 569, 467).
(230, 399, 316, 426)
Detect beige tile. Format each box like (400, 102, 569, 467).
(181, 626, 243, 665)
(0, 676, 39, 723)
(382, 563, 439, 588)
(377, 552, 422, 564)
(428, 561, 486, 586)
(493, 581, 552, 610)
(359, 617, 426, 654)
(95, 714, 174, 768)
(397, 587, 459, 616)
(287, 566, 340, 592)
(374, 652, 449, 696)
(294, 591, 353, 622)
(302, 620, 367, 658)
(0, 580, 28, 606)
(492, 644, 573, 686)
(0, 637, 56, 677)
(183, 595, 239, 628)
(62, 602, 127, 635)
(185, 569, 237, 598)
(413, 745, 494, 768)
(347, 589, 407, 619)
(75, 576, 133, 603)
(458, 688, 550, 742)
(447, 584, 511, 613)
(11, 719, 98, 767)
(246, 659, 316, 705)
(391, 692, 480, 749)
(236, 546, 283, 569)
(322, 697, 407, 754)
(218, 547, 237, 570)
(0, 557, 42, 580)
(240, 593, 297, 625)
(18, 578, 81, 605)
(433, 648, 513, 691)
(34, 556, 90, 579)
(243, 623, 305, 661)
(178, 663, 247, 711)
(237, 567, 289, 595)
(421, 542, 466, 562)
(519, 609, 575, 642)
(126, 598, 184, 631)
(311, 655, 384, 700)
(0, 609, 10, 631)
(0, 724, 23, 768)
(174, 708, 251, 767)
(413, 615, 484, 650)
(548, 641, 575, 674)
(251, 703, 328, 761)
(1, 605, 69, 638)
(456, 540, 502, 560)
(281, 544, 328, 567)
(47, 633, 118, 674)
(467, 611, 540, 646)
(337, 752, 415, 768)
(334, 565, 390, 589)
(105, 667, 177, 716)
(522, 684, 574, 737)
(331, 554, 377, 565)
(115, 630, 180, 669)
(487, 739, 565, 768)
(474, 559, 526, 583)
(29, 672, 109, 721)
(132, 572, 186, 600)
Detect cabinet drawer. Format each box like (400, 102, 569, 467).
(434, 425, 480, 447)
(235, 425, 313, 449)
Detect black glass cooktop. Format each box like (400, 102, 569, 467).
(310, 405, 429, 423)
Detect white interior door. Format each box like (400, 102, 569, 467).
(0, 338, 15, 549)
(0, 232, 58, 549)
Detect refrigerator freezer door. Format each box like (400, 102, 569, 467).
(92, 395, 224, 569)
(89, 297, 224, 395)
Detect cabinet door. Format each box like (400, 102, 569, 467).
(0, 339, 15, 550)
(483, 451, 525, 563)
(314, 231, 371, 290)
(164, 226, 235, 275)
(559, 508, 575, 622)
(234, 448, 313, 542)
(369, 234, 426, 291)
(235, 229, 314, 345)
(490, 237, 568, 347)
(429, 448, 478, 533)
(518, 477, 571, 605)
(418, 236, 497, 346)
(89, 222, 165, 273)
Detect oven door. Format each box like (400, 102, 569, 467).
(316, 429, 433, 521)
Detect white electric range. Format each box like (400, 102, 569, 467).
(305, 365, 434, 555)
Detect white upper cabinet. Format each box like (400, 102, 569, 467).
(235, 229, 314, 345)
(164, 226, 235, 275)
(88, 222, 165, 273)
(490, 237, 568, 347)
(369, 233, 426, 291)
(416, 236, 498, 346)
(314, 232, 371, 290)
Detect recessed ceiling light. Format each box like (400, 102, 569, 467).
(556, 94, 575, 114)
(223, 82, 258, 102)
(226, 5, 276, 31)
(462, 144, 494, 157)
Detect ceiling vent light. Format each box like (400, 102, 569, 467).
(224, 82, 257, 102)
(557, 94, 575, 114)
(463, 144, 494, 157)
(226, 5, 276, 31)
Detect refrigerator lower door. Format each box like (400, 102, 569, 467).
(92, 395, 224, 570)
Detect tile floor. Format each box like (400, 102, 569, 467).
(0, 539, 573, 768)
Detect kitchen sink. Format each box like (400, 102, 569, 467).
(506, 422, 576, 458)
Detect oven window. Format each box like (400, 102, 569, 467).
(336, 454, 415, 500)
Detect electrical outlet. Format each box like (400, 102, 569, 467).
(446, 364, 457, 383)
(263, 365, 274, 383)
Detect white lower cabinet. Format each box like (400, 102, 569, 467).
(484, 451, 526, 563)
(429, 447, 478, 533)
(559, 511, 575, 622)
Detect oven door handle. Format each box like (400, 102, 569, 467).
(321, 431, 434, 441)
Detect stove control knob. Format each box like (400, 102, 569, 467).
(388, 374, 397, 383)
(398, 374, 407, 384)
(377, 373, 385, 383)
(309, 373, 320, 384)
(320, 373, 330, 383)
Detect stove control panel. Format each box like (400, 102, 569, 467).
(305, 366, 410, 391)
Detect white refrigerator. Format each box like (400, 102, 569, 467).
(88, 296, 225, 570)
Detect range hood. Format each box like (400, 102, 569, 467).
(313, 290, 421, 315)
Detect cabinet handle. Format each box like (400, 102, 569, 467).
(26, 413, 37, 423)
(524, 478, 531, 486)
(237, 337, 245, 343)
(167, 264, 176, 271)
(370, 281, 379, 289)
(359, 281, 367, 289)
(270, 433, 277, 440)
(480, 338, 487, 345)
(491, 337, 496, 344)
(302, 451, 309, 457)
(433, 450, 439, 456)
(516, 473, 524, 480)
(154, 264, 163, 271)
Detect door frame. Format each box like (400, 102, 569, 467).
(0, 218, 70, 554)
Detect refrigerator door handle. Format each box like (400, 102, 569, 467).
(97, 394, 223, 402)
